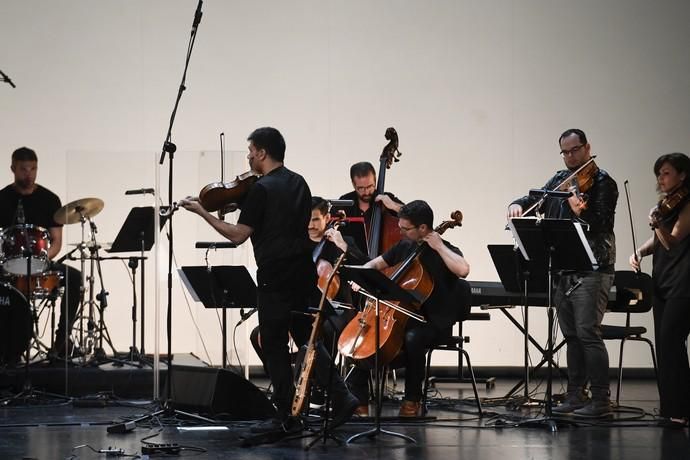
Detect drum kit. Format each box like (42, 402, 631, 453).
(0, 197, 109, 367)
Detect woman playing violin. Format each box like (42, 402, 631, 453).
(507, 128, 618, 417)
(348, 200, 470, 417)
(630, 152, 690, 427)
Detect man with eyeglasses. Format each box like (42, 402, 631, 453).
(347, 200, 471, 417)
(506, 128, 618, 417)
(335, 162, 404, 255)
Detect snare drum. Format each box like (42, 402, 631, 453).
(13, 270, 63, 299)
(0, 224, 51, 275)
(0, 282, 32, 365)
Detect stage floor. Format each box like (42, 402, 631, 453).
(0, 372, 687, 460)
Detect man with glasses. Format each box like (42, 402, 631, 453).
(335, 162, 404, 255)
(506, 128, 618, 417)
(348, 200, 471, 416)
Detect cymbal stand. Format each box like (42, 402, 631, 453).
(84, 216, 131, 366)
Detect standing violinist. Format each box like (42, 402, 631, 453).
(179, 127, 358, 432)
(629, 153, 690, 427)
(507, 128, 618, 417)
(335, 162, 404, 255)
(348, 200, 471, 417)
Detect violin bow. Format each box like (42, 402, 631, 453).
(624, 180, 641, 274)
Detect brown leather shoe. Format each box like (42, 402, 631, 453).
(354, 404, 369, 416)
(398, 400, 421, 417)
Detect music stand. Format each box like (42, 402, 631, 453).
(179, 266, 257, 369)
(108, 207, 168, 365)
(488, 244, 551, 402)
(507, 217, 596, 429)
(339, 266, 421, 445)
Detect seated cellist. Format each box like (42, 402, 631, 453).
(347, 200, 471, 417)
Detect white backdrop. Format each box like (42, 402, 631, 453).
(1, 0, 689, 369)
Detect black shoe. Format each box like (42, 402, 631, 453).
(657, 418, 689, 429)
(552, 394, 590, 414)
(50, 338, 75, 360)
(573, 399, 612, 418)
(330, 393, 359, 429)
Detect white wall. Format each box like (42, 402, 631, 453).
(1, 0, 689, 368)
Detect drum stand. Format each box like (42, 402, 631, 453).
(28, 287, 63, 362)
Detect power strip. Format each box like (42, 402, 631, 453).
(141, 443, 181, 455)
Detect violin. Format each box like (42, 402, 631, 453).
(522, 156, 598, 216)
(337, 211, 463, 368)
(651, 185, 689, 227)
(560, 158, 599, 197)
(198, 170, 260, 216)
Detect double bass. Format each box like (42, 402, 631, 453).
(338, 211, 463, 368)
(367, 127, 403, 258)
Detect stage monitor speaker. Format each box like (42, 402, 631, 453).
(167, 365, 276, 420)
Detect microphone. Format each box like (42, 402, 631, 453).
(236, 307, 257, 326)
(195, 241, 237, 249)
(327, 199, 354, 207)
(125, 188, 155, 195)
(0, 69, 16, 88)
(192, 0, 203, 30)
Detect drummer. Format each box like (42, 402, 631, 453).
(0, 147, 82, 360)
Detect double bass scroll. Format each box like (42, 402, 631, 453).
(367, 127, 403, 258)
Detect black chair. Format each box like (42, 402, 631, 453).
(421, 280, 492, 415)
(601, 270, 659, 405)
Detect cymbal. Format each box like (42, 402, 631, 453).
(54, 197, 104, 225)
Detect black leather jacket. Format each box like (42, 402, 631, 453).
(510, 167, 618, 270)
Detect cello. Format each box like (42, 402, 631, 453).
(367, 127, 403, 258)
(313, 210, 347, 301)
(338, 211, 463, 368)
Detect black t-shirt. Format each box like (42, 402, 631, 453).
(0, 184, 62, 229)
(237, 166, 315, 292)
(382, 238, 463, 329)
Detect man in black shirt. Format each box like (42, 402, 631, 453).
(0, 147, 82, 360)
(348, 200, 471, 417)
(334, 162, 404, 257)
(180, 127, 358, 431)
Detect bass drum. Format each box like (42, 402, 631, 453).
(0, 282, 32, 365)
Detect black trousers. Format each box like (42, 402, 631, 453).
(653, 296, 690, 419)
(257, 287, 349, 418)
(52, 263, 82, 342)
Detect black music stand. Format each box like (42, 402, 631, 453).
(507, 217, 596, 429)
(179, 266, 257, 369)
(108, 207, 168, 366)
(339, 266, 420, 444)
(487, 244, 552, 402)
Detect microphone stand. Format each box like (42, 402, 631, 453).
(157, 0, 203, 408)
